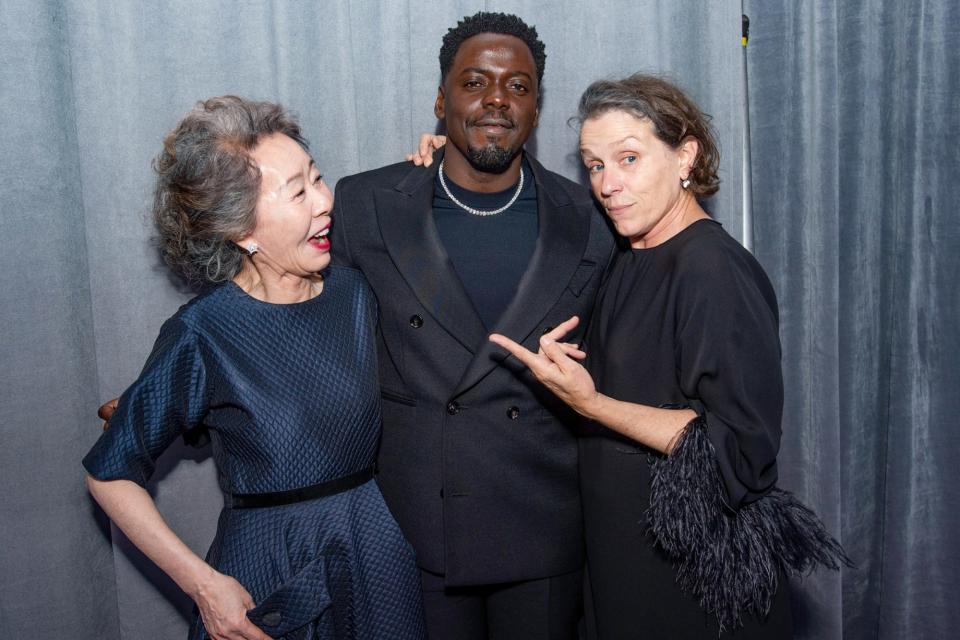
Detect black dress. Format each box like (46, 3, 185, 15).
(83, 267, 425, 639)
(580, 220, 793, 639)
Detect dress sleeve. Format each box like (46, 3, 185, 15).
(674, 243, 782, 510)
(82, 316, 208, 487)
(645, 240, 849, 632)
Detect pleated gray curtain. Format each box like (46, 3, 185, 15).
(0, 0, 954, 638)
(745, 1, 960, 638)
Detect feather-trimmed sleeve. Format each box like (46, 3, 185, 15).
(82, 316, 208, 486)
(647, 416, 849, 631)
(647, 234, 849, 631)
(673, 237, 783, 509)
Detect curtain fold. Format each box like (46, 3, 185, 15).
(746, 1, 960, 638)
(0, 1, 120, 637)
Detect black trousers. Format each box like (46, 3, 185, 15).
(419, 568, 583, 640)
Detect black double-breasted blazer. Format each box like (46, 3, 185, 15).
(331, 150, 614, 586)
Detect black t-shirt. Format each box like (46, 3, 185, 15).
(433, 159, 538, 330)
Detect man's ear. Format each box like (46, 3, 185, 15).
(434, 86, 445, 120)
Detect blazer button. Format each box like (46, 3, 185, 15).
(507, 406, 521, 420)
(542, 326, 554, 335)
(261, 611, 282, 627)
(446, 401, 460, 415)
(409, 314, 424, 328)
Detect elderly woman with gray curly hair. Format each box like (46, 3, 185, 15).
(83, 96, 425, 640)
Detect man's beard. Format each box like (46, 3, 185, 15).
(467, 143, 520, 174)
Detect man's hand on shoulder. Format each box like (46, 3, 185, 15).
(98, 398, 118, 431)
(405, 134, 446, 166)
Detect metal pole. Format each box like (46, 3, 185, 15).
(741, 12, 754, 252)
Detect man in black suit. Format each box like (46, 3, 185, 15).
(331, 12, 614, 640)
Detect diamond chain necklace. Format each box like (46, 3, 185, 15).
(438, 160, 524, 217)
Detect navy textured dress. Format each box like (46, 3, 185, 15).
(83, 266, 425, 639)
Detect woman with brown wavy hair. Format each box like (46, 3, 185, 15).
(490, 74, 847, 638)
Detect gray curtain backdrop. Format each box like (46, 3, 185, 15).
(0, 0, 953, 638)
(745, 1, 960, 638)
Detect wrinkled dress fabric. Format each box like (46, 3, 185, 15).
(580, 220, 793, 639)
(83, 266, 425, 639)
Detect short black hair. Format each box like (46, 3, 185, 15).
(439, 12, 546, 85)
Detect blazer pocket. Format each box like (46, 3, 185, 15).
(567, 261, 596, 297)
(381, 387, 418, 407)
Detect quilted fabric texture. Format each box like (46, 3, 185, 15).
(84, 266, 425, 639)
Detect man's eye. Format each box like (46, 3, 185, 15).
(294, 189, 305, 199)
(588, 164, 603, 173)
(623, 155, 637, 164)
(510, 82, 528, 92)
(312, 173, 323, 184)
(464, 80, 483, 88)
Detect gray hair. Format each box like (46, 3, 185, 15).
(152, 96, 307, 284)
(575, 74, 720, 198)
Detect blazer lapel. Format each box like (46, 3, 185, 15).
(376, 152, 487, 354)
(455, 154, 592, 395)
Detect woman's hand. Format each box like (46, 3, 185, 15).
(191, 570, 271, 640)
(489, 316, 598, 416)
(85, 476, 272, 640)
(405, 133, 447, 166)
(492, 316, 695, 453)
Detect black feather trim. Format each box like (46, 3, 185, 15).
(646, 416, 851, 632)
